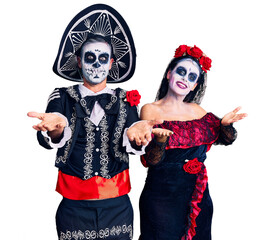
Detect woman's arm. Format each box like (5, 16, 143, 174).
(140, 104, 173, 166)
(215, 106, 247, 145)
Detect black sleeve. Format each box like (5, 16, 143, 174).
(36, 88, 65, 149)
(124, 105, 143, 151)
(125, 105, 140, 128)
(142, 137, 168, 166)
(214, 123, 238, 146)
(45, 88, 64, 114)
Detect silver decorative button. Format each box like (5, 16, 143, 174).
(96, 127, 99, 131)
(95, 172, 98, 176)
(96, 148, 99, 152)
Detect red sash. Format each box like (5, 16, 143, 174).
(56, 169, 131, 200)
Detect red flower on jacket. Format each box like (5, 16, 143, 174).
(183, 158, 202, 174)
(174, 45, 190, 58)
(187, 45, 203, 59)
(199, 56, 212, 72)
(126, 90, 141, 106)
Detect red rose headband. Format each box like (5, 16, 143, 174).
(174, 45, 212, 72)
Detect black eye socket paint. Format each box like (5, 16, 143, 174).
(84, 52, 96, 64)
(176, 66, 187, 77)
(98, 53, 110, 64)
(188, 72, 198, 82)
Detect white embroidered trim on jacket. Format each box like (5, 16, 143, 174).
(59, 224, 133, 240)
(112, 90, 129, 163)
(56, 111, 77, 164)
(83, 117, 95, 179)
(99, 115, 111, 179)
(67, 86, 80, 101)
(105, 95, 117, 110)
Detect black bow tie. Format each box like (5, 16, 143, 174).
(85, 93, 120, 114)
(84, 93, 110, 111)
(74, 92, 120, 118)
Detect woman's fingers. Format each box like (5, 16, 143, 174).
(152, 128, 173, 137)
(231, 113, 248, 123)
(232, 106, 242, 114)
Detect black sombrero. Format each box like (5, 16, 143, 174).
(53, 4, 136, 83)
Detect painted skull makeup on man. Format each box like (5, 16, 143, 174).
(80, 41, 112, 85)
(168, 59, 200, 97)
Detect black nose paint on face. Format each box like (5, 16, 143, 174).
(92, 62, 101, 68)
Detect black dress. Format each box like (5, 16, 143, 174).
(139, 113, 237, 240)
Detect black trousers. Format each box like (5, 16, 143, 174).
(56, 195, 133, 240)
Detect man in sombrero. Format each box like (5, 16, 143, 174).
(28, 4, 158, 239)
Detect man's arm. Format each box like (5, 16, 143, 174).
(28, 88, 71, 149)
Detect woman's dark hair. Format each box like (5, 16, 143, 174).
(155, 55, 207, 104)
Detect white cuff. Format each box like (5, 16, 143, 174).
(41, 112, 72, 149)
(122, 121, 148, 155)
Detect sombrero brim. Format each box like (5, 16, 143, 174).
(53, 4, 136, 83)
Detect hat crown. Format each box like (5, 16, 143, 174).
(53, 4, 136, 83)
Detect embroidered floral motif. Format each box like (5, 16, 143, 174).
(65, 85, 95, 178)
(105, 95, 118, 110)
(80, 98, 91, 116)
(56, 111, 77, 164)
(83, 117, 95, 179)
(113, 90, 129, 163)
(56, 85, 83, 165)
(67, 86, 80, 102)
(99, 115, 111, 179)
(67, 85, 90, 117)
(59, 224, 133, 240)
(119, 89, 127, 99)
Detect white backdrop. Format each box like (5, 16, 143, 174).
(1, 0, 274, 239)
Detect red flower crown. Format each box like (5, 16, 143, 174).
(174, 45, 212, 72)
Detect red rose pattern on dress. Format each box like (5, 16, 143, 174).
(183, 158, 202, 174)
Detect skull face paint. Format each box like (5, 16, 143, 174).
(168, 59, 200, 97)
(80, 41, 112, 85)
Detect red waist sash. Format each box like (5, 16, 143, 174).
(56, 169, 131, 200)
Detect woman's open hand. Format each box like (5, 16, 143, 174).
(152, 128, 173, 143)
(221, 107, 248, 126)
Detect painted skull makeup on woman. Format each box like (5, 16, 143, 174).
(168, 59, 201, 97)
(79, 40, 113, 85)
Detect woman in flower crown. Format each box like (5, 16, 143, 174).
(138, 45, 247, 240)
